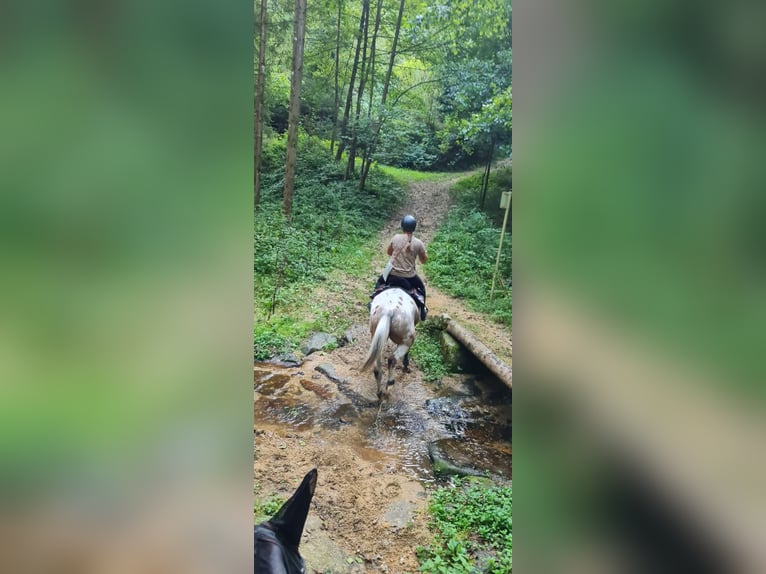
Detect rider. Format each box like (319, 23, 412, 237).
(373, 215, 428, 321)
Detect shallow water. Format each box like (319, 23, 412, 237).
(254, 362, 512, 484)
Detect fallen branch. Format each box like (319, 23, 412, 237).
(435, 314, 512, 389)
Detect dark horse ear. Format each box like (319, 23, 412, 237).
(268, 468, 318, 549)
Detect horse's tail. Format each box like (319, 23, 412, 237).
(361, 312, 391, 372)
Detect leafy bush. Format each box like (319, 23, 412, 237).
(410, 322, 449, 381)
(450, 167, 512, 227)
(427, 203, 511, 325)
(419, 479, 512, 573)
(376, 115, 441, 171)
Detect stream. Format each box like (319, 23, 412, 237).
(254, 359, 512, 484)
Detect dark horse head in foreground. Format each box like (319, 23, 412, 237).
(254, 468, 317, 574)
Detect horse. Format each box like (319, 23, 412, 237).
(254, 468, 317, 574)
(360, 287, 419, 401)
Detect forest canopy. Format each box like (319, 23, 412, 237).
(254, 0, 511, 183)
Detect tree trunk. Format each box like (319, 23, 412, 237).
(437, 315, 512, 389)
(367, 0, 384, 116)
(329, 0, 342, 156)
(283, 0, 307, 222)
(254, 0, 267, 210)
(335, 2, 366, 162)
(345, 0, 370, 179)
(358, 0, 405, 192)
(479, 139, 495, 210)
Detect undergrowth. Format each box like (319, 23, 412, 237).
(418, 478, 512, 573)
(450, 167, 512, 227)
(410, 321, 449, 381)
(255, 133, 404, 359)
(378, 164, 455, 184)
(253, 493, 284, 524)
(427, 207, 512, 326)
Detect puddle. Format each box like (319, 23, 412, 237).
(254, 361, 512, 484)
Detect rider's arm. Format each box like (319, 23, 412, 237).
(419, 251, 428, 264)
(387, 243, 393, 256)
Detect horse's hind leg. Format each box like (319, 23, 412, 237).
(403, 351, 410, 373)
(374, 359, 382, 400)
(386, 344, 411, 387)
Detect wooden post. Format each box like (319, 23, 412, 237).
(490, 191, 511, 300)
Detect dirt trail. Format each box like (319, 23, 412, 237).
(254, 176, 512, 573)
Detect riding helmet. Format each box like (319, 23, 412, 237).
(401, 215, 417, 233)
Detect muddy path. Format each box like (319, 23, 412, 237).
(254, 176, 512, 573)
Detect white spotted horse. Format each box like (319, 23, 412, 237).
(254, 468, 317, 573)
(361, 286, 420, 401)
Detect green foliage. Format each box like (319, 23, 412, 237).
(375, 114, 441, 170)
(255, 134, 405, 358)
(377, 165, 454, 184)
(450, 167, 512, 226)
(410, 322, 449, 381)
(418, 478, 512, 573)
(426, 189, 511, 325)
(437, 57, 512, 169)
(254, 493, 285, 524)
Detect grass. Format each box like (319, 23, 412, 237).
(426, 208, 512, 326)
(418, 478, 512, 573)
(377, 164, 455, 184)
(254, 493, 284, 524)
(410, 321, 449, 381)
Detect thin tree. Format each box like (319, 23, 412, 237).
(329, 0, 343, 156)
(345, 0, 371, 179)
(254, 0, 268, 210)
(367, 0, 384, 116)
(283, 0, 307, 222)
(479, 137, 495, 209)
(359, 0, 405, 191)
(335, 1, 368, 162)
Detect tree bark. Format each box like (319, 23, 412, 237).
(254, 0, 267, 210)
(367, 0, 384, 117)
(438, 314, 512, 389)
(479, 139, 495, 210)
(358, 0, 405, 192)
(335, 1, 366, 162)
(329, 0, 342, 156)
(283, 0, 307, 222)
(345, 0, 370, 179)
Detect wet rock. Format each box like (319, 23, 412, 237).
(428, 437, 512, 480)
(448, 376, 482, 397)
(427, 440, 486, 479)
(315, 363, 347, 384)
(301, 332, 337, 355)
(425, 397, 470, 436)
(264, 352, 303, 367)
